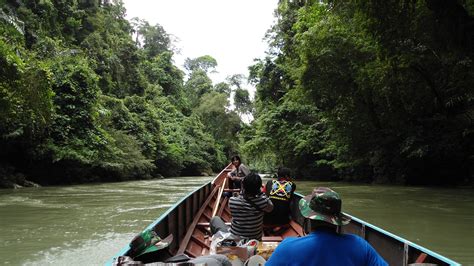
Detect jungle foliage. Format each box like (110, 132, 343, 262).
(2, 0, 473, 187)
(245, 0, 474, 185)
(0, 0, 243, 186)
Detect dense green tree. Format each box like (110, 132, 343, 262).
(226, 74, 245, 90)
(194, 91, 241, 157)
(185, 69, 213, 108)
(132, 18, 171, 59)
(140, 51, 187, 110)
(249, 58, 289, 109)
(246, 0, 473, 184)
(183, 56, 243, 159)
(234, 88, 252, 115)
(183, 56, 219, 106)
(0, 38, 54, 166)
(0, 0, 245, 187)
(214, 82, 231, 96)
(184, 55, 218, 74)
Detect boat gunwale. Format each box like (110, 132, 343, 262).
(106, 180, 213, 265)
(346, 213, 460, 266)
(211, 164, 232, 185)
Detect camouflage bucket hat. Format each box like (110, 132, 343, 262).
(129, 229, 172, 258)
(299, 187, 351, 226)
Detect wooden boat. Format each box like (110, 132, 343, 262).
(107, 164, 460, 265)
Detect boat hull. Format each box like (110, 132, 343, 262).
(107, 166, 460, 265)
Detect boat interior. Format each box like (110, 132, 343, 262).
(113, 165, 458, 266)
(131, 165, 304, 264)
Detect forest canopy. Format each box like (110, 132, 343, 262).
(0, 0, 244, 186)
(1, 0, 473, 187)
(245, 0, 473, 185)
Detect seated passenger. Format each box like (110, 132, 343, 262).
(266, 187, 388, 266)
(211, 172, 273, 240)
(263, 167, 296, 226)
(227, 155, 250, 190)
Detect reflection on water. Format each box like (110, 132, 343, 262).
(0, 177, 472, 265)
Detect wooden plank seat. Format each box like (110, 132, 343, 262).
(196, 222, 231, 228)
(415, 253, 428, 263)
(223, 189, 241, 193)
(289, 220, 304, 236)
(262, 236, 283, 242)
(263, 223, 290, 230)
(263, 223, 290, 236)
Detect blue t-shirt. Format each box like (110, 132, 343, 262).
(266, 230, 388, 266)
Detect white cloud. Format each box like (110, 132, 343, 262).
(121, 0, 278, 97)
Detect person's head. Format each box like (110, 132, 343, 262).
(277, 167, 291, 180)
(299, 187, 350, 231)
(242, 172, 262, 196)
(230, 155, 241, 167)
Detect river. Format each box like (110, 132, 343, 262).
(0, 176, 473, 265)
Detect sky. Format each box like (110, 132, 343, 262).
(121, 0, 279, 97)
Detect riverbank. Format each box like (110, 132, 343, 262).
(0, 163, 214, 189)
(0, 165, 40, 189)
(3, 163, 472, 189)
(0, 175, 40, 189)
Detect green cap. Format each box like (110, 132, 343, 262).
(129, 229, 171, 258)
(299, 187, 350, 226)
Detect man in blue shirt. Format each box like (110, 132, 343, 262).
(266, 187, 388, 266)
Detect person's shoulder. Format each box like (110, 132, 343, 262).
(240, 163, 250, 169)
(281, 179, 296, 189)
(231, 194, 244, 199)
(229, 195, 244, 202)
(278, 235, 300, 245)
(346, 233, 365, 239)
(252, 194, 271, 206)
(278, 178, 294, 184)
(253, 194, 268, 201)
(343, 233, 372, 245)
(345, 234, 388, 265)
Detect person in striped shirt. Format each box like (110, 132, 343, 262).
(211, 172, 273, 240)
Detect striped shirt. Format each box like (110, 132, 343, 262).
(229, 194, 272, 240)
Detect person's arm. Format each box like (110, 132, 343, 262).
(239, 164, 250, 177)
(263, 196, 274, 212)
(265, 238, 291, 265)
(263, 180, 271, 195)
(284, 182, 296, 201)
(227, 169, 239, 180)
(365, 239, 388, 266)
